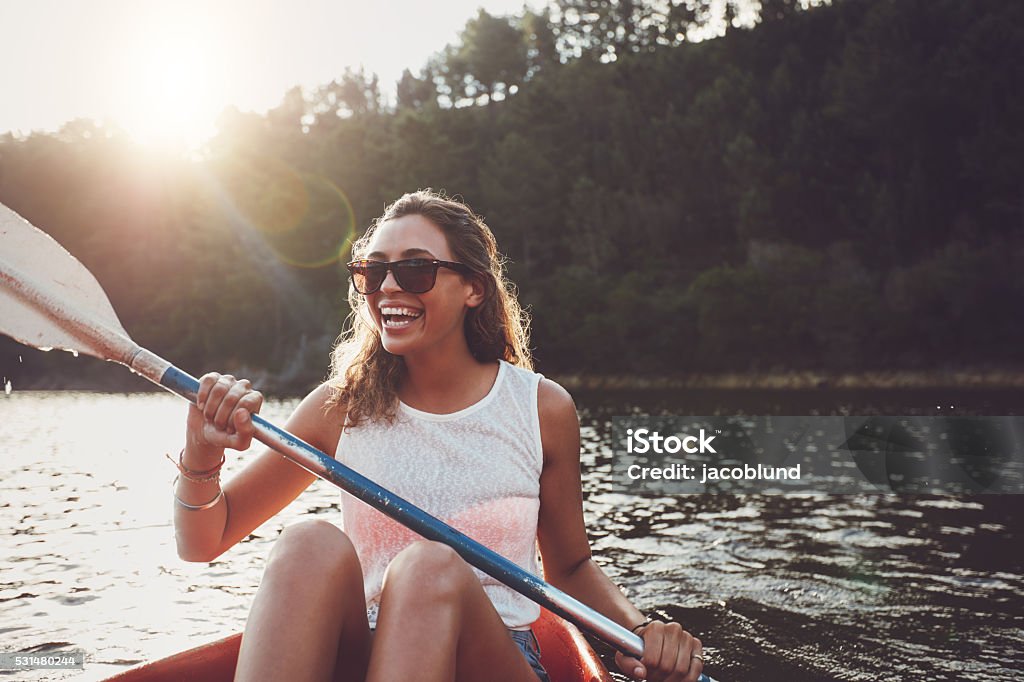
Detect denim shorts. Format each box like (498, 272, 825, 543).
(509, 628, 550, 682)
(366, 625, 549, 680)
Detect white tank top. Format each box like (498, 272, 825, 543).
(335, 359, 545, 630)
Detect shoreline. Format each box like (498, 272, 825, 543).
(552, 369, 1024, 391)
(5, 368, 1024, 394)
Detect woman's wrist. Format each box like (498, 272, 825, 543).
(171, 450, 224, 510)
(181, 438, 224, 470)
(172, 474, 224, 510)
(630, 616, 654, 634)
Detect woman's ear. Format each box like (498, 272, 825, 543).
(465, 273, 488, 309)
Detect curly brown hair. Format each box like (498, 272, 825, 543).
(326, 189, 532, 428)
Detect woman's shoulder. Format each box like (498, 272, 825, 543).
(532, 376, 580, 468)
(535, 375, 573, 409)
(498, 362, 573, 408)
(536, 376, 578, 437)
(287, 382, 348, 455)
(296, 381, 346, 416)
(501, 360, 554, 390)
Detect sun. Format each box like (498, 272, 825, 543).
(117, 22, 220, 150)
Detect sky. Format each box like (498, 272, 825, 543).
(0, 0, 535, 147)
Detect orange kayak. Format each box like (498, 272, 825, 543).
(102, 608, 612, 682)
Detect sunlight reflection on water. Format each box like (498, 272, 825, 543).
(1, 391, 1021, 681)
(2, 392, 317, 681)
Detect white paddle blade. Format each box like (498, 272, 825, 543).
(0, 202, 136, 362)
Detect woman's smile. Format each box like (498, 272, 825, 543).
(379, 302, 424, 331)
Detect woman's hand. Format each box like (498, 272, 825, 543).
(186, 373, 263, 453)
(616, 620, 704, 682)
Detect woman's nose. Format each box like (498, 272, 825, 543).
(380, 268, 402, 293)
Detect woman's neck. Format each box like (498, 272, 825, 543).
(399, 348, 499, 414)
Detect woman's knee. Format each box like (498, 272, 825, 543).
(266, 519, 360, 584)
(382, 540, 473, 599)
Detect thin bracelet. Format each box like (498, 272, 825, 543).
(172, 474, 224, 510)
(166, 449, 225, 483)
(630, 616, 655, 634)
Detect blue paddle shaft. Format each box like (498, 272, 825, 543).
(157, 362, 645, 656)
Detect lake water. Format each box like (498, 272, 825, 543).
(1, 390, 1021, 681)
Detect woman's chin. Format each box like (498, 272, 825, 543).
(380, 332, 415, 356)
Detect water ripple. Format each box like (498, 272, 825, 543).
(1, 392, 1021, 681)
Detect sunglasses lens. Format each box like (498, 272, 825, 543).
(393, 260, 437, 293)
(350, 263, 386, 294)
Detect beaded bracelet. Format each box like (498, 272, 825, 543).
(165, 449, 225, 483)
(172, 474, 224, 510)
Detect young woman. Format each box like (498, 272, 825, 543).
(170, 190, 709, 682)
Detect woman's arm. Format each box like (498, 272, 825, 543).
(174, 380, 344, 562)
(535, 378, 704, 682)
(534, 378, 645, 628)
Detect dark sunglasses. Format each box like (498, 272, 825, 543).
(346, 258, 473, 295)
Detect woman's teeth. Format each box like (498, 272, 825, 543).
(381, 306, 423, 329)
(384, 316, 418, 329)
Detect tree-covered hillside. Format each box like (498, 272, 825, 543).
(2, 0, 1021, 388)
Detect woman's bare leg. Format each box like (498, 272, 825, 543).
(234, 519, 372, 682)
(366, 541, 541, 682)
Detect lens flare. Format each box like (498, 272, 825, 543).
(205, 153, 355, 268)
(267, 174, 356, 269)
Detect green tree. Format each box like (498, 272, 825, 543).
(522, 7, 561, 75)
(396, 68, 437, 110)
(441, 9, 529, 104)
(311, 66, 383, 124)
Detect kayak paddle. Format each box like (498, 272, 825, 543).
(0, 201, 645, 657)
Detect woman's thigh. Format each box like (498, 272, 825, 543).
(236, 519, 372, 682)
(367, 541, 542, 682)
